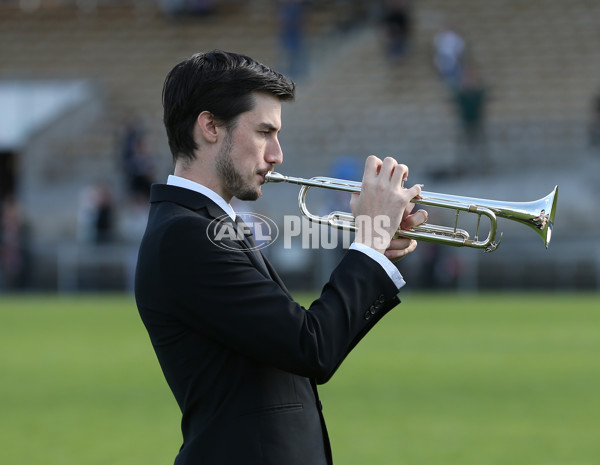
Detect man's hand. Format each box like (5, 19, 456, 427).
(350, 156, 422, 256)
(384, 205, 428, 262)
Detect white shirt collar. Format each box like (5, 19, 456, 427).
(167, 175, 236, 220)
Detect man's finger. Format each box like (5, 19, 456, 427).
(401, 209, 428, 230)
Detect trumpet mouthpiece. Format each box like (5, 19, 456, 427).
(264, 172, 286, 183)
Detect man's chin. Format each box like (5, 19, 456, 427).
(236, 187, 261, 201)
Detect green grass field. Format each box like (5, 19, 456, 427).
(1, 292, 599, 465)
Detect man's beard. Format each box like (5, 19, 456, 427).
(215, 130, 261, 201)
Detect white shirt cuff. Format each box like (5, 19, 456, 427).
(349, 242, 406, 290)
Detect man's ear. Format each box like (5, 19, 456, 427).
(196, 111, 219, 144)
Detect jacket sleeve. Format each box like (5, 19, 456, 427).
(158, 215, 401, 383)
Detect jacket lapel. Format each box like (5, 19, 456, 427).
(150, 184, 273, 280)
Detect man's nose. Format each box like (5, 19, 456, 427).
(266, 137, 283, 165)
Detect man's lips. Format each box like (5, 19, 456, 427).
(257, 171, 270, 184)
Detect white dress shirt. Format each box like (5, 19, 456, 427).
(167, 175, 406, 290)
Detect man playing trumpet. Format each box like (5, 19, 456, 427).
(135, 49, 427, 465)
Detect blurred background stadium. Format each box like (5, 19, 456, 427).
(1, 0, 599, 293)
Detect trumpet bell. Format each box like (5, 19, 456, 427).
(506, 185, 558, 249)
(416, 185, 559, 249)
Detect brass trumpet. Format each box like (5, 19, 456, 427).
(265, 172, 558, 252)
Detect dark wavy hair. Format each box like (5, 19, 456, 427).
(162, 50, 296, 163)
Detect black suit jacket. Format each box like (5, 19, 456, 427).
(135, 184, 401, 465)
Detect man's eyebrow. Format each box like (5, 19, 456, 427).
(258, 122, 279, 132)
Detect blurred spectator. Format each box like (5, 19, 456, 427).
(418, 243, 443, 289)
(0, 196, 31, 290)
(120, 120, 156, 198)
(157, 0, 216, 17)
(433, 23, 466, 89)
(325, 155, 362, 262)
(157, 0, 184, 15)
(278, 0, 309, 80)
(588, 93, 600, 151)
(418, 243, 464, 289)
(451, 63, 489, 174)
(381, 0, 412, 63)
(334, 0, 372, 32)
(329, 155, 362, 208)
(77, 184, 115, 244)
(120, 193, 150, 246)
(417, 206, 465, 288)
